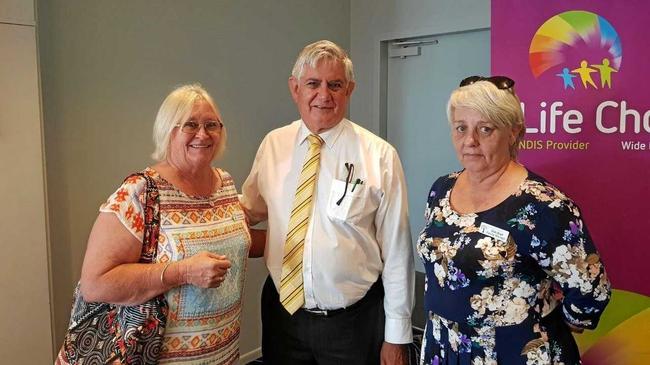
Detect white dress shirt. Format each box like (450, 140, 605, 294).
(241, 119, 414, 343)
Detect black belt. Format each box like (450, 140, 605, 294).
(301, 278, 384, 317)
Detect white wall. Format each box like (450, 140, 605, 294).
(38, 0, 350, 360)
(349, 0, 490, 133)
(0, 0, 53, 363)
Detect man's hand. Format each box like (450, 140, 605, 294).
(380, 341, 408, 365)
(566, 322, 584, 333)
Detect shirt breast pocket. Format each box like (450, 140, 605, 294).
(326, 179, 368, 222)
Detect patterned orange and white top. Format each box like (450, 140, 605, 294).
(100, 167, 250, 365)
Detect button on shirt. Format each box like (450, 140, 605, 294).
(241, 119, 414, 343)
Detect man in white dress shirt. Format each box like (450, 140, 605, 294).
(241, 40, 414, 365)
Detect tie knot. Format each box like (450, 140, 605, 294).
(307, 134, 324, 147)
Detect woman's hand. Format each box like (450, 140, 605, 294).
(180, 251, 232, 288)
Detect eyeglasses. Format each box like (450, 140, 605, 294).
(336, 162, 354, 206)
(459, 75, 515, 90)
(175, 120, 224, 134)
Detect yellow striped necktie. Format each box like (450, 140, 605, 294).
(279, 134, 324, 314)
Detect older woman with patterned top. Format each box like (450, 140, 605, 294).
(73, 84, 262, 364)
(417, 76, 610, 365)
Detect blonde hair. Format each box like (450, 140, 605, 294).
(151, 84, 227, 161)
(291, 40, 354, 82)
(447, 81, 525, 159)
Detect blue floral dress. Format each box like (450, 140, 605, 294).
(417, 170, 610, 365)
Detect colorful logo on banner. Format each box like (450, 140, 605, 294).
(515, 10, 649, 143)
(529, 11, 622, 91)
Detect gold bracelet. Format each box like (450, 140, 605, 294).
(160, 262, 171, 286)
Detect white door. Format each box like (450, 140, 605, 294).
(0, 21, 53, 365)
(386, 29, 490, 271)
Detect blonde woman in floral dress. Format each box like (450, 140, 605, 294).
(417, 76, 610, 365)
(73, 84, 261, 364)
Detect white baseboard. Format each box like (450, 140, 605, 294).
(239, 347, 262, 364)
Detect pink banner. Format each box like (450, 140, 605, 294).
(492, 0, 649, 296)
(492, 2, 650, 360)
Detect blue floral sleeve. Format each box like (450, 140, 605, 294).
(526, 185, 611, 329)
(423, 176, 445, 224)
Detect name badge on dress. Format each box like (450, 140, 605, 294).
(479, 222, 510, 242)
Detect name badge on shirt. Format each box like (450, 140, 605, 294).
(479, 222, 510, 242)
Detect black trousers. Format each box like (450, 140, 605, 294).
(261, 276, 385, 365)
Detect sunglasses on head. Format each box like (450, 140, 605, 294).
(459, 75, 515, 90)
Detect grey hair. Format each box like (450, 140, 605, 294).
(151, 83, 227, 161)
(291, 40, 355, 82)
(447, 80, 525, 159)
